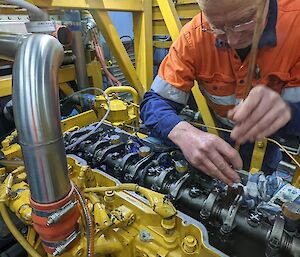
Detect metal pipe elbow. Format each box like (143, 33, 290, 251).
(12, 34, 71, 203)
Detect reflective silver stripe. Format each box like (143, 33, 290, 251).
(202, 88, 239, 106)
(215, 113, 235, 128)
(151, 75, 190, 105)
(282, 87, 300, 103)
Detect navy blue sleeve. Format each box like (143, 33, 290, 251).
(281, 102, 300, 136)
(140, 89, 185, 140)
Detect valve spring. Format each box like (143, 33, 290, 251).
(281, 235, 292, 251)
(212, 204, 222, 219)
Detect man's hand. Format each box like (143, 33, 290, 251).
(168, 121, 242, 185)
(228, 86, 292, 144)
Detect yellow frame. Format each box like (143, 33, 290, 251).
(24, 0, 153, 99)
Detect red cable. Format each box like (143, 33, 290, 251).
(92, 30, 122, 87)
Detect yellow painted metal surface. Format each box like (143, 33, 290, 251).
(1, 144, 22, 162)
(0, 75, 12, 97)
(152, 0, 199, 37)
(153, 0, 198, 5)
(61, 110, 98, 131)
(58, 61, 103, 88)
(1, 61, 103, 98)
(93, 86, 139, 128)
(133, 0, 153, 91)
(105, 86, 139, 127)
(153, 41, 172, 48)
(59, 83, 74, 97)
(28, 0, 144, 11)
(106, 99, 130, 123)
(67, 157, 222, 257)
(191, 85, 219, 136)
(87, 60, 103, 88)
(292, 155, 300, 188)
(105, 86, 139, 105)
(153, 6, 199, 20)
(153, 19, 191, 36)
(156, 0, 182, 40)
(58, 65, 76, 84)
(1, 131, 22, 161)
(250, 139, 268, 172)
(91, 10, 144, 99)
(0, 145, 222, 257)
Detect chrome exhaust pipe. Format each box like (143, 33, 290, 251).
(0, 33, 71, 203)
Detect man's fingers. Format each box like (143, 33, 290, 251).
(207, 150, 241, 183)
(227, 106, 238, 120)
(231, 90, 263, 123)
(198, 159, 235, 185)
(230, 97, 272, 141)
(227, 99, 243, 120)
(216, 141, 243, 171)
(231, 100, 291, 144)
(235, 107, 279, 143)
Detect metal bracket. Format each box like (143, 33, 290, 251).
(265, 215, 285, 257)
(220, 194, 243, 234)
(94, 142, 125, 164)
(47, 200, 78, 226)
(52, 231, 80, 256)
(200, 190, 220, 220)
(169, 172, 190, 200)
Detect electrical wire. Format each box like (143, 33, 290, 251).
(63, 87, 111, 151)
(191, 122, 300, 169)
(0, 203, 42, 257)
(91, 28, 122, 87)
(73, 183, 94, 257)
(82, 12, 122, 87)
(267, 138, 300, 169)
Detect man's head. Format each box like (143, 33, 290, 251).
(197, 0, 270, 49)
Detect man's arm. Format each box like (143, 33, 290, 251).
(141, 79, 242, 185)
(141, 22, 242, 185)
(140, 89, 184, 139)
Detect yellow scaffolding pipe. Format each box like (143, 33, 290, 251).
(133, 0, 153, 91)
(91, 10, 144, 99)
(0, 61, 103, 98)
(28, 0, 144, 11)
(156, 0, 182, 40)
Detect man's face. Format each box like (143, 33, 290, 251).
(200, 0, 269, 49)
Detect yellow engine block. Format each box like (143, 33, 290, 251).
(0, 150, 222, 257)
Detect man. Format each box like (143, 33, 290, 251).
(140, 0, 300, 185)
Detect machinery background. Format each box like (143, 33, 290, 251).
(2, 117, 300, 257)
(0, 1, 300, 257)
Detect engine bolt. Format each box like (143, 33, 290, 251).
(182, 235, 197, 253)
(139, 146, 151, 157)
(110, 135, 120, 144)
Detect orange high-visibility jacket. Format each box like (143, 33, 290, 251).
(153, 0, 300, 127)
